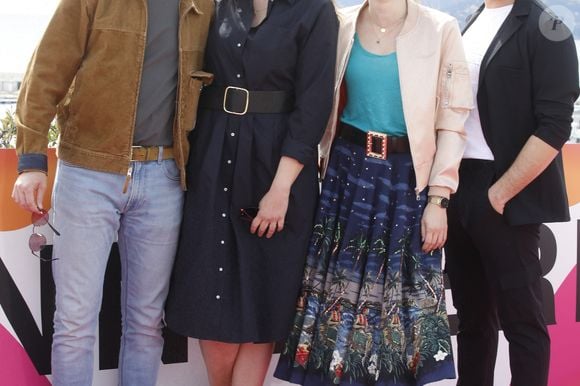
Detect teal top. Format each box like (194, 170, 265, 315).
(340, 34, 407, 136)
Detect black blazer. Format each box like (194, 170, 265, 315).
(465, 0, 579, 225)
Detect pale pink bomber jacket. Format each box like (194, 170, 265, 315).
(319, 0, 474, 198)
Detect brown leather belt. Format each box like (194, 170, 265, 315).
(131, 146, 174, 162)
(338, 122, 410, 160)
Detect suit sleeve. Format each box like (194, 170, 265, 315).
(281, 1, 339, 166)
(15, 0, 93, 173)
(531, 18, 579, 150)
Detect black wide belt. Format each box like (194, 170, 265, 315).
(200, 86, 294, 115)
(338, 122, 410, 160)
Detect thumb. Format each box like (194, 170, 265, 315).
(36, 181, 46, 211)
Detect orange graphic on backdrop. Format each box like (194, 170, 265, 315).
(0, 145, 579, 232)
(0, 149, 56, 232)
(562, 145, 580, 206)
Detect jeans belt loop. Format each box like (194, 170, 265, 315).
(157, 146, 164, 164)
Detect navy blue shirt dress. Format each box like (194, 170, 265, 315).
(165, 0, 338, 343)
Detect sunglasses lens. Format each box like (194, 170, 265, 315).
(29, 233, 47, 252)
(239, 207, 258, 221)
(31, 211, 49, 226)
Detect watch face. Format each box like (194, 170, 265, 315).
(440, 197, 449, 208)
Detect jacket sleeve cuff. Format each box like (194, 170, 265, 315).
(281, 137, 316, 165)
(534, 127, 570, 151)
(18, 153, 48, 174)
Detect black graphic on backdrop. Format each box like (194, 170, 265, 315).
(0, 223, 578, 374)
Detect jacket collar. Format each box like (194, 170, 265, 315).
(465, 0, 529, 86)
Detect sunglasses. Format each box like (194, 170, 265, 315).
(29, 209, 60, 262)
(239, 207, 259, 222)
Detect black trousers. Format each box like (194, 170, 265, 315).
(445, 159, 550, 386)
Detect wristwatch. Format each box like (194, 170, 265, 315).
(427, 195, 449, 208)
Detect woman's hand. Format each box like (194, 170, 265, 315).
(251, 186, 290, 238)
(421, 203, 447, 253)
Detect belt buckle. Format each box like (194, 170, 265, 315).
(131, 146, 156, 161)
(223, 86, 249, 116)
(366, 131, 387, 160)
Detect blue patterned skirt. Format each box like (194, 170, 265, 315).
(274, 138, 455, 385)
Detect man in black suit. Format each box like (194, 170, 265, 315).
(444, 0, 579, 385)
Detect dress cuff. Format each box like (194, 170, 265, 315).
(281, 138, 315, 165)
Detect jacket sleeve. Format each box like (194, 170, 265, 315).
(531, 19, 579, 150)
(15, 0, 93, 173)
(281, 1, 338, 166)
(429, 18, 472, 197)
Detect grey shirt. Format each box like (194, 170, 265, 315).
(133, 0, 180, 146)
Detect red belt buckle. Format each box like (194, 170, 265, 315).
(366, 131, 387, 160)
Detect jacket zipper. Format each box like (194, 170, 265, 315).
(124, 0, 149, 193)
(122, 165, 133, 194)
(443, 63, 453, 108)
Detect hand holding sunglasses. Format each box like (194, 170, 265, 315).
(29, 208, 60, 262)
(240, 188, 289, 239)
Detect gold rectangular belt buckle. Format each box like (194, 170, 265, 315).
(366, 131, 388, 160)
(223, 86, 249, 116)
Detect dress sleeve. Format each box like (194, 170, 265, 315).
(281, 1, 339, 166)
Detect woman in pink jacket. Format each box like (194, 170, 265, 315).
(275, 0, 472, 384)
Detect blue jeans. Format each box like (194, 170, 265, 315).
(50, 158, 184, 386)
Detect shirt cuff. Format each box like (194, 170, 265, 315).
(18, 153, 48, 174)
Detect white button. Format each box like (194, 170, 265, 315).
(220, 240, 225, 244)
(227, 160, 232, 164)
(230, 132, 235, 137)
(224, 187, 228, 192)
(219, 267, 224, 272)
(216, 295, 221, 299)
(221, 213, 227, 217)
(236, 73, 241, 78)
(237, 43, 242, 47)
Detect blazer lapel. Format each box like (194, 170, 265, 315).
(478, 0, 530, 86)
(462, 4, 484, 34)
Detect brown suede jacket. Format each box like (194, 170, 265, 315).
(15, 0, 214, 188)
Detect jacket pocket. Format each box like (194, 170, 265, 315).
(181, 70, 214, 132)
(439, 61, 472, 110)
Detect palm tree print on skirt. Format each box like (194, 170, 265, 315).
(275, 139, 456, 386)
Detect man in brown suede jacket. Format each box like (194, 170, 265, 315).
(11, 0, 213, 384)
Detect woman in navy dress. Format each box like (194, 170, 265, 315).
(164, 0, 338, 384)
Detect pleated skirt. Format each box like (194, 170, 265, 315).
(274, 138, 456, 385)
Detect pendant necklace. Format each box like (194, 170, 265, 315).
(368, 4, 407, 44)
